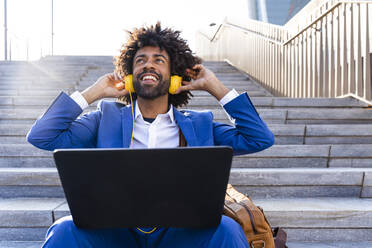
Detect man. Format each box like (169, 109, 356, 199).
(27, 23, 274, 248)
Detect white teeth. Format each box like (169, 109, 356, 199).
(142, 75, 157, 81)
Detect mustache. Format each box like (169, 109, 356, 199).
(137, 70, 162, 80)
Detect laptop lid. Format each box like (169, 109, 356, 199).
(53, 146, 233, 229)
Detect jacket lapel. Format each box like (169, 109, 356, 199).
(121, 104, 198, 147)
(121, 103, 135, 148)
(174, 108, 198, 146)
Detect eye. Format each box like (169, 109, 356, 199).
(135, 58, 144, 64)
(155, 58, 164, 63)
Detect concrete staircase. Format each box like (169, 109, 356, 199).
(0, 56, 371, 247)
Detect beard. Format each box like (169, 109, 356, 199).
(133, 72, 170, 100)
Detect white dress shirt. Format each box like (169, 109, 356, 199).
(132, 103, 179, 148)
(70, 89, 239, 148)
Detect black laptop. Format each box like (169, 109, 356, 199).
(53, 146, 233, 229)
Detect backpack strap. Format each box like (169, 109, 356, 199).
(179, 130, 187, 147)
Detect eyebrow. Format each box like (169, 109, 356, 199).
(134, 54, 168, 61)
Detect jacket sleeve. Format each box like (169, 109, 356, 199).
(213, 92, 274, 155)
(26, 92, 101, 151)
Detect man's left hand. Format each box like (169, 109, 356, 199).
(176, 64, 230, 101)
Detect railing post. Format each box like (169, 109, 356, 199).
(276, 32, 280, 95)
(329, 9, 335, 98)
(303, 32, 307, 98)
(294, 38, 297, 97)
(4, 0, 7, 61)
(264, 27, 268, 87)
(316, 20, 324, 97)
(308, 27, 313, 98)
(342, 2, 348, 95)
(290, 40, 295, 97)
(355, 3, 363, 98)
(335, 5, 342, 97)
(283, 32, 288, 96)
(298, 34, 301, 98)
(268, 27, 272, 89)
(312, 23, 319, 97)
(254, 33, 257, 79)
(364, 3, 371, 101)
(323, 9, 329, 98)
(348, 3, 355, 95)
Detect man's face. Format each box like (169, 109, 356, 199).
(132, 46, 171, 99)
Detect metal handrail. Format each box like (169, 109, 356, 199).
(284, 0, 372, 45)
(207, 1, 371, 47)
(195, 0, 372, 104)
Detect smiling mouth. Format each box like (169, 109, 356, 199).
(140, 73, 160, 84)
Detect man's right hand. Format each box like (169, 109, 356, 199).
(81, 72, 128, 105)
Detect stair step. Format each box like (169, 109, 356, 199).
(1, 197, 371, 242)
(0, 198, 64, 227)
(0, 96, 367, 109)
(287, 242, 372, 248)
(254, 197, 372, 227)
(0, 242, 44, 248)
(0, 85, 75, 91)
(0, 75, 83, 81)
(1, 241, 372, 248)
(0, 168, 63, 197)
(1, 144, 371, 169)
(3, 105, 371, 126)
(0, 167, 370, 198)
(186, 107, 372, 124)
(0, 123, 372, 145)
(0, 79, 79, 85)
(190, 90, 271, 96)
(232, 168, 372, 198)
(0, 229, 47, 242)
(0, 89, 69, 97)
(255, 198, 372, 243)
(234, 144, 372, 168)
(0, 198, 64, 241)
(272, 97, 369, 107)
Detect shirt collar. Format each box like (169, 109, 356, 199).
(134, 101, 175, 123)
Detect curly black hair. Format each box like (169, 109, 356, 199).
(114, 22, 202, 107)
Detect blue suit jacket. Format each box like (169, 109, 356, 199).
(27, 92, 274, 155)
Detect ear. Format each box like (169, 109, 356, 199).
(169, 75, 182, 94)
(124, 75, 135, 93)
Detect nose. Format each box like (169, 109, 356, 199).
(143, 59, 155, 70)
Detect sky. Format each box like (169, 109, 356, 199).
(0, 0, 249, 61)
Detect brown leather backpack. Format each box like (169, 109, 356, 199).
(224, 184, 288, 248)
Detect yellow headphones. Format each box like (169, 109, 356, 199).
(123, 74, 182, 95)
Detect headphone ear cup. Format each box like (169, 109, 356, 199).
(169, 75, 182, 94)
(124, 75, 135, 93)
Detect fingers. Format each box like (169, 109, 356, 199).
(185, 69, 197, 79)
(175, 85, 192, 94)
(192, 64, 203, 70)
(185, 64, 204, 80)
(106, 73, 128, 94)
(112, 72, 128, 95)
(106, 74, 115, 82)
(113, 72, 122, 81)
(106, 72, 121, 82)
(175, 81, 194, 94)
(115, 82, 125, 91)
